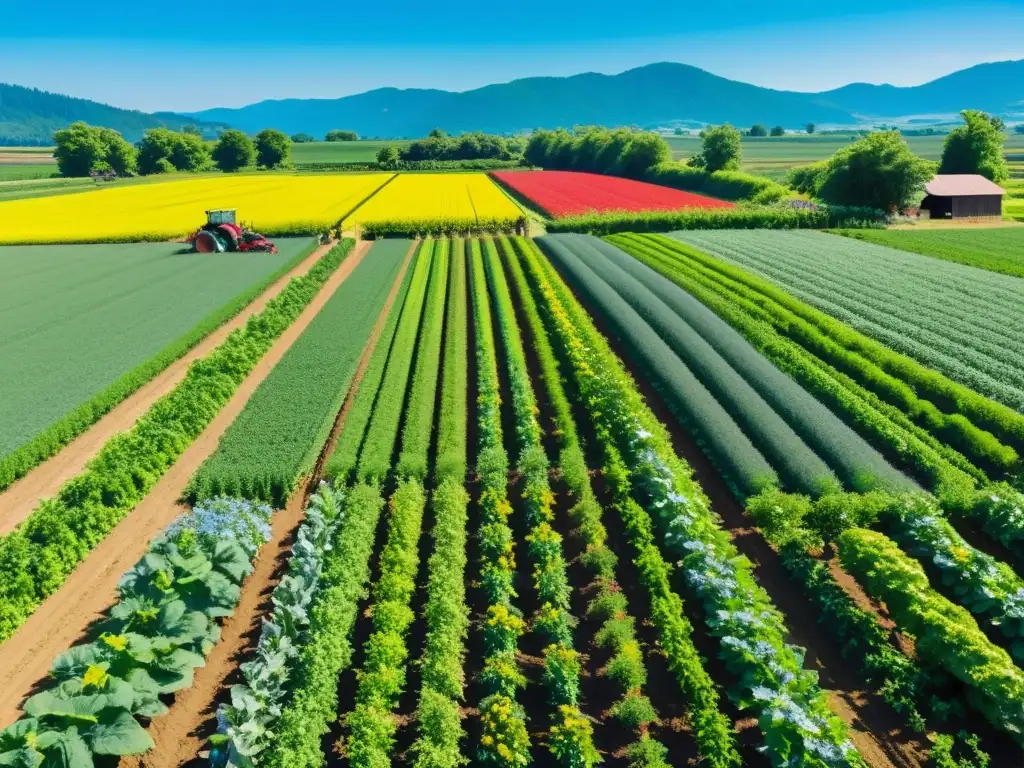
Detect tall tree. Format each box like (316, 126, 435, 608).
(213, 130, 256, 172)
(691, 124, 742, 173)
(254, 129, 291, 169)
(938, 110, 1009, 182)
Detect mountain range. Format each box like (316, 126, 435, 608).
(3, 59, 1023, 144)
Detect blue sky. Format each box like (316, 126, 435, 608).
(2, 0, 1022, 112)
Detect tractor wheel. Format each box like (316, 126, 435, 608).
(194, 230, 226, 253)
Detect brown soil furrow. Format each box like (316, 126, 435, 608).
(119, 492, 308, 768)
(0, 240, 334, 536)
(0, 240, 370, 729)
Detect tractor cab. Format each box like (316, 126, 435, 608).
(206, 209, 238, 226)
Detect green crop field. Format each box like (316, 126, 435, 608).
(0, 164, 58, 182)
(291, 139, 414, 164)
(0, 238, 314, 461)
(672, 229, 1024, 411)
(835, 227, 1024, 278)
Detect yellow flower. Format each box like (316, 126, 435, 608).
(100, 633, 128, 652)
(82, 664, 109, 690)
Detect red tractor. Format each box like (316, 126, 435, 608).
(190, 209, 278, 254)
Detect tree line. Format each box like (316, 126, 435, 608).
(375, 128, 525, 169)
(53, 123, 294, 177)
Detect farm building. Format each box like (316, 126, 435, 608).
(919, 174, 1004, 219)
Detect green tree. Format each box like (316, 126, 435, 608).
(292, 132, 315, 143)
(617, 131, 670, 177)
(137, 128, 179, 174)
(814, 130, 936, 211)
(673, 127, 684, 136)
(770, 125, 785, 137)
(691, 124, 742, 173)
(806, 123, 816, 134)
(53, 122, 104, 177)
(182, 124, 203, 136)
(212, 129, 255, 172)
(376, 144, 400, 169)
(254, 129, 291, 169)
(325, 129, 358, 141)
(428, 128, 447, 139)
(170, 132, 211, 171)
(938, 110, 1009, 182)
(98, 128, 137, 175)
(748, 124, 768, 137)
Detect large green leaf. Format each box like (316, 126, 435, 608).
(23, 693, 102, 724)
(50, 648, 100, 682)
(210, 540, 251, 583)
(88, 710, 152, 756)
(0, 747, 42, 768)
(40, 728, 94, 768)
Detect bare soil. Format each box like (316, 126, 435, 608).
(0, 240, 370, 729)
(0, 241, 335, 536)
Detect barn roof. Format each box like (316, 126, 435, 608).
(925, 174, 1005, 197)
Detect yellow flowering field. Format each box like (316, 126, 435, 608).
(0, 173, 393, 244)
(343, 173, 522, 228)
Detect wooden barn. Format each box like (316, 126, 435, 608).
(919, 174, 1005, 219)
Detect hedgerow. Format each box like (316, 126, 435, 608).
(324, 239, 417, 483)
(0, 241, 354, 643)
(356, 241, 433, 483)
(607, 232, 990, 495)
(0, 239, 318, 493)
(535, 234, 779, 499)
(360, 216, 524, 239)
(343, 479, 428, 766)
(644, 161, 788, 203)
(483, 237, 600, 766)
(555, 233, 847, 495)
(397, 240, 450, 479)
(585, 234, 916, 494)
(500, 236, 675, 763)
(518, 238, 864, 766)
(0, 496, 273, 765)
(635, 234, 1023, 474)
(545, 204, 828, 234)
(265, 483, 386, 768)
(468, 238, 530, 765)
(188, 239, 407, 505)
(838, 527, 1024, 740)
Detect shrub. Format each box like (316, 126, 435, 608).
(291, 133, 315, 142)
(325, 129, 358, 141)
(645, 162, 788, 202)
(748, 124, 768, 137)
(690, 124, 741, 172)
(771, 125, 785, 137)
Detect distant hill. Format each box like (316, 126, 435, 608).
(0, 83, 229, 145)
(185, 60, 1024, 138)
(5, 59, 1024, 144)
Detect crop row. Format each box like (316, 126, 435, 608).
(409, 239, 471, 766)
(188, 239, 408, 505)
(517, 236, 863, 765)
(396, 240, 450, 479)
(468, 238, 531, 765)
(0, 495, 274, 765)
(0, 240, 354, 643)
(0, 240, 318, 493)
(213, 484, 345, 766)
(355, 241, 433, 483)
(501, 236, 674, 764)
(324, 239, 418, 483)
(674, 230, 1024, 411)
(483, 237, 600, 766)
(342, 479, 428, 765)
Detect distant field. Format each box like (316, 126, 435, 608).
(665, 134, 1024, 178)
(834, 227, 1024, 278)
(0, 164, 58, 181)
(0, 238, 314, 460)
(291, 140, 413, 164)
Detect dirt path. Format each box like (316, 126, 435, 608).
(0, 241, 333, 537)
(117, 240, 416, 768)
(0, 240, 370, 729)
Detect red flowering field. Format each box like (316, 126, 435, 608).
(491, 170, 735, 217)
